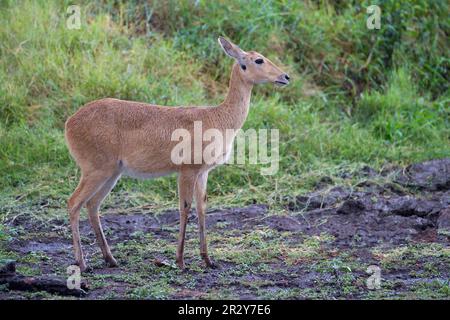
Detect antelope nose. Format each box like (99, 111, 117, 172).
(284, 74, 290, 81)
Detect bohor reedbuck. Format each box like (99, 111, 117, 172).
(65, 37, 290, 271)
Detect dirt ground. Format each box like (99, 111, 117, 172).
(1, 159, 449, 299)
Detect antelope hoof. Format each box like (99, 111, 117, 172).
(204, 257, 218, 269)
(77, 261, 93, 273)
(176, 259, 186, 270)
(105, 256, 118, 268)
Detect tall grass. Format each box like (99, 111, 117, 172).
(0, 0, 448, 210)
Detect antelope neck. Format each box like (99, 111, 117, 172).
(215, 63, 254, 131)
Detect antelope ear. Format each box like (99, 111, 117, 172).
(218, 37, 246, 62)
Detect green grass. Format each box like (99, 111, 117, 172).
(0, 0, 449, 219)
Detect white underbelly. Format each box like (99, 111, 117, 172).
(121, 165, 173, 180)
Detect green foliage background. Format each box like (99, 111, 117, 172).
(0, 0, 449, 210)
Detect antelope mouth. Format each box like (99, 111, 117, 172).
(274, 80, 289, 86)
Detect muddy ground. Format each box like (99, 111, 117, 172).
(0, 159, 449, 299)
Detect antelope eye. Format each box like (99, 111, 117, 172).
(255, 58, 264, 64)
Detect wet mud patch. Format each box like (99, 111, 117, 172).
(0, 159, 449, 299)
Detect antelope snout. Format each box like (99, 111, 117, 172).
(275, 73, 290, 86)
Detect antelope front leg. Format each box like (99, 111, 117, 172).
(194, 171, 215, 268)
(176, 171, 196, 269)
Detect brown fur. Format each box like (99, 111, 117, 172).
(65, 37, 289, 271)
